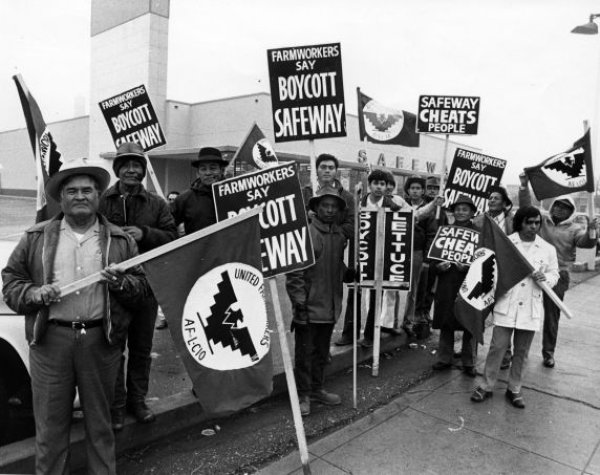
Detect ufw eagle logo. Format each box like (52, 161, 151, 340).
(459, 248, 497, 311)
(363, 100, 404, 142)
(252, 139, 278, 170)
(201, 270, 258, 362)
(541, 146, 587, 188)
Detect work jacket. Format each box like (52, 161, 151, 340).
(285, 217, 346, 324)
(172, 179, 217, 235)
(99, 183, 177, 253)
(492, 233, 559, 332)
(1, 214, 149, 346)
(519, 190, 596, 270)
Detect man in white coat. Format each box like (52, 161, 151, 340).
(470, 206, 559, 409)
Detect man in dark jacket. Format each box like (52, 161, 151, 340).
(2, 160, 148, 475)
(172, 147, 229, 234)
(99, 141, 177, 428)
(286, 186, 347, 416)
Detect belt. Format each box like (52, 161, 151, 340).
(50, 319, 103, 330)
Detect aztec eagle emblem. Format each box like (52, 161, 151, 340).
(252, 139, 278, 169)
(459, 248, 497, 311)
(362, 99, 405, 142)
(541, 146, 587, 188)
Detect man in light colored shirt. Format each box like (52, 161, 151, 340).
(2, 159, 148, 474)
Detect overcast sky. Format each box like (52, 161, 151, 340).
(1, 0, 600, 184)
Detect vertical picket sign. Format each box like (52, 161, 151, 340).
(352, 186, 362, 409)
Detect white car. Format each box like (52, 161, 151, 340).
(0, 240, 31, 444)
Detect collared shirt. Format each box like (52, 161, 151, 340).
(49, 219, 105, 322)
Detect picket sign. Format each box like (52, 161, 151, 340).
(58, 208, 262, 297)
(352, 184, 362, 409)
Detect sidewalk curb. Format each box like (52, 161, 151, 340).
(0, 334, 408, 473)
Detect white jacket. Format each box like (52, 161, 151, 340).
(492, 233, 559, 332)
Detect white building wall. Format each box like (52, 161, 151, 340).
(0, 117, 89, 195)
(89, 5, 169, 166)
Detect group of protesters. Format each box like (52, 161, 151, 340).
(2, 143, 599, 474)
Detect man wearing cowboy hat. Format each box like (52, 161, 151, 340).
(99, 141, 177, 429)
(172, 146, 229, 234)
(2, 158, 148, 474)
(286, 186, 347, 416)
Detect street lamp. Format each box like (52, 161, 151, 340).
(572, 14, 600, 35)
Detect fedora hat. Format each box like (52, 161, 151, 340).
(112, 141, 147, 177)
(46, 158, 111, 202)
(192, 147, 228, 167)
(308, 185, 347, 212)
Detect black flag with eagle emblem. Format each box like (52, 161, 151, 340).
(357, 88, 420, 147)
(524, 130, 594, 201)
(227, 122, 278, 176)
(13, 74, 62, 222)
(454, 215, 533, 344)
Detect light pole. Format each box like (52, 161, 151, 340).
(572, 14, 600, 221)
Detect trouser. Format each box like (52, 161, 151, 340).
(542, 270, 569, 359)
(480, 326, 535, 393)
(294, 322, 335, 396)
(402, 250, 424, 326)
(30, 324, 120, 475)
(437, 326, 477, 367)
(416, 262, 436, 318)
(341, 286, 362, 339)
(113, 296, 158, 408)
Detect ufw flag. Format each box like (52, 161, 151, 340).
(357, 88, 420, 147)
(13, 74, 62, 222)
(228, 123, 279, 176)
(454, 215, 533, 344)
(143, 212, 273, 415)
(524, 130, 594, 201)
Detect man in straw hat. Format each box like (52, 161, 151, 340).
(99, 141, 177, 429)
(2, 158, 148, 475)
(286, 185, 347, 416)
(172, 146, 229, 234)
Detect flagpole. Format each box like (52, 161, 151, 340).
(144, 152, 165, 199)
(371, 207, 386, 377)
(537, 281, 573, 319)
(268, 277, 312, 474)
(436, 133, 450, 220)
(58, 207, 262, 297)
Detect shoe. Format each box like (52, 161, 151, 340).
(462, 366, 477, 378)
(111, 408, 125, 432)
(359, 338, 373, 348)
(470, 386, 493, 402)
(310, 389, 341, 406)
(543, 357, 555, 368)
(500, 358, 511, 370)
(127, 401, 156, 423)
(335, 335, 353, 346)
(299, 396, 310, 416)
(432, 361, 452, 371)
(505, 389, 525, 408)
(155, 319, 168, 330)
(453, 351, 462, 359)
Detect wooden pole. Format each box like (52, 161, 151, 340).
(144, 152, 165, 199)
(58, 207, 262, 297)
(371, 207, 386, 377)
(537, 281, 573, 320)
(352, 186, 362, 409)
(436, 133, 450, 220)
(268, 278, 312, 474)
(309, 140, 318, 192)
